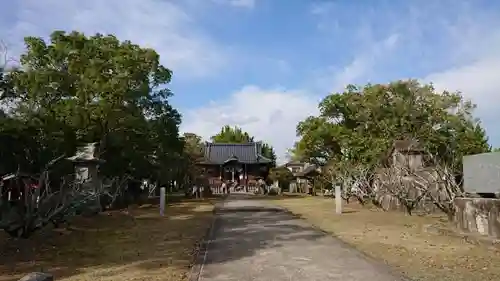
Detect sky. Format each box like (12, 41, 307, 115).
(1, 0, 500, 163)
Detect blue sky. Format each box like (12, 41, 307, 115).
(2, 0, 500, 162)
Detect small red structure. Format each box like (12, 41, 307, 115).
(0, 173, 38, 202)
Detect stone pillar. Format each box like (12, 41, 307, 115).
(335, 183, 342, 214)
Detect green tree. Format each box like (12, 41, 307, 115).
(294, 80, 489, 170)
(4, 31, 182, 179)
(176, 132, 205, 192)
(183, 133, 204, 159)
(261, 142, 277, 164)
(211, 125, 277, 165)
(268, 166, 294, 189)
(0, 69, 14, 101)
(0, 30, 185, 237)
(211, 125, 254, 143)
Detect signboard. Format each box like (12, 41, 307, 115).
(463, 152, 500, 194)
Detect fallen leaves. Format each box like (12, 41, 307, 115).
(270, 195, 500, 281)
(0, 198, 218, 281)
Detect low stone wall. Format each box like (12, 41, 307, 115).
(454, 197, 500, 238)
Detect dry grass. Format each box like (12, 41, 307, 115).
(270, 195, 500, 281)
(0, 198, 219, 281)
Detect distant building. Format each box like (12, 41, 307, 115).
(382, 139, 426, 171)
(283, 160, 320, 194)
(197, 142, 274, 188)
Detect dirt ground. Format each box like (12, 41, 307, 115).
(0, 198, 218, 281)
(269, 195, 500, 281)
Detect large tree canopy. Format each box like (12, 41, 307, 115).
(211, 125, 277, 165)
(1, 31, 183, 180)
(211, 125, 254, 143)
(175, 132, 205, 188)
(293, 80, 490, 169)
(0, 30, 189, 237)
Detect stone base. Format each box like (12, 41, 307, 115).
(373, 192, 440, 213)
(454, 197, 500, 238)
(374, 192, 404, 211)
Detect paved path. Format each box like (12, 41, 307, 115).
(195, 194, 407, 281)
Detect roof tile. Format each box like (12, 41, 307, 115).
(203, 142, 272, 164)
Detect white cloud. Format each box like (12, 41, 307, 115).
(310, 2, 334, 15)
(181, 0, 500, 163)
(182, 85, 320, 164)
(425, 45, 500, 147)
(421, 7, 500, 147)
(313, 0, 500, 146)
(426, 56, 500, 113)
(210, 0, 255, 9)
(330, 34, 399, 91)
(311, 33, 400, 95)
(0, 0, 229, 79)
(181, 33, 402, 164)
(228, 0, 256, 9)
(5, 0, 500, 159)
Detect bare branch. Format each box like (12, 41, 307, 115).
(0, 40, 18, 70)
(320, 161, 376, 204)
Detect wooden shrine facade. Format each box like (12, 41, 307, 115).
(197, 142, 273, 188)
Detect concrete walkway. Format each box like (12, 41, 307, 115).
(195, 195, 407, 281)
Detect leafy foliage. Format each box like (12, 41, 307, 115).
(2, 30, 183, 180)
(211, 125, 254, 143)
(177, 132, 205, 189)
(268, 166, 294, 188)
(211, 125, 277, 165)
(293, 80, 489, 169)
(0, 31, 185, 237)
(261, 143, 277, 164)
(292, 80, 490, 217)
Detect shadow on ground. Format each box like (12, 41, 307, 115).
(193, 195, 409, 281)
(200, 196, 328, 266)
(236, 193, 307, 201)
(0, 196, 222, 281)
(0, 194, 361, 281)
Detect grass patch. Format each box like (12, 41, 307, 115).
(270, 195, 500, 281)
(0, 197, 219, 281)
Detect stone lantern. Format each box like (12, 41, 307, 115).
(66, 143, 106, 191)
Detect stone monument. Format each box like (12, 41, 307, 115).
(66, 143, 105, 190)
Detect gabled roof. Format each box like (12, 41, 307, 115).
(201, 142, 273, 165)
(296, 164, 320, 178)
(224, 154, 239, 165)
(283, 160, 305, 167)
(380, 139, 425, 166)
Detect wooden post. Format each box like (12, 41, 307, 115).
(335, 183, 342, 214)
(160, 187, 166, 216)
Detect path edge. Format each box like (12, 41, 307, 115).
(277, 206, 415, 281)
(188, 196, 226, 281)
